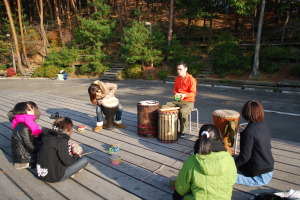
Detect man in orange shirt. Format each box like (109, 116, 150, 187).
(162, 61, 197, 137)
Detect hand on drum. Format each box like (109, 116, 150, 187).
(96, 99, 103, 105)
(71, 143, 83, 157)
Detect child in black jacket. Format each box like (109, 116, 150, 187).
(36, 117, 88, 182)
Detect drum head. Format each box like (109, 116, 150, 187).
(102, 97, 119, 108)
(213, 109, 240, 118)
(139, 100, 159, 106)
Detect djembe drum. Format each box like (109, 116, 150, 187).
(72, 145, 83, 155)
(102, 97, 119, 130)
(158, 108, 179, 143)
(137, 100, 160, 138)
(213, 109, 240, 155)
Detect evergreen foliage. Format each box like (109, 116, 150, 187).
(210, 32, 251, 77)
(259, 46, 290, 73)
(74, 0, 116, 51)
(121, 20, 163, 66)
(79, 42, 109, 75)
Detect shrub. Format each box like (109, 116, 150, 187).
(78, 43, 109, 75)
(292, 65, 300, 78)
(32, 66, 45, 77)
(260, 46, 290, 73)
(44, 47, 80, 69)
(125, 64, 143, 79)
(43, 65, 60, 78)
(158, 70, 169, 80)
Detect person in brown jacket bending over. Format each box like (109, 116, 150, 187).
(88, 80, 126, 132)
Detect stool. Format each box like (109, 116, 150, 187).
(189, 108, 199, 134)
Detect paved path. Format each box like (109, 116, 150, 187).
(0, 78, 299, 142)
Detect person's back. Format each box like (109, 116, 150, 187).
(37, 117, 88, 183)
(173, 124, 237, 200)
(176, 151, 236, 200)
(37, 127, 76, 182)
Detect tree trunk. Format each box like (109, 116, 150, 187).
(281, 0, 290, 45)
(250, 0, 266, 79)
(92, 0, 98, 12)
(38, 0, 49, 56)
(17, 0, 29, 67)
(117, 3, 124, 43)
(234, 13, 239, 36)
(45, 0, 54, 21)
(124, 0, 128, 23)
(54, 0, 63, 45)
(167, 0, 174, 45)
(66, 0, 72, 31)
(69, 0, 80, 26)
(4, 0, 25, 76)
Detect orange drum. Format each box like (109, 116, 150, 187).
(213, 109, 240, 155)
(158, 108, 179, 143)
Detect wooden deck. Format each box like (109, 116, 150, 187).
(0, 89, 299, 200)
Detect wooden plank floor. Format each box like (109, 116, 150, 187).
(0, 89, 299, 200)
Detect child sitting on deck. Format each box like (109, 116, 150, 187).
(173, 124, 237, 200)
(36, 117, 88, 182)
(11, 101, 42, 169)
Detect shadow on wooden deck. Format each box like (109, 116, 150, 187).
(0, 89, 299, 200)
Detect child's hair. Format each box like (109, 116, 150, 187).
(52, 117, 74, 134)
(13, 102, 32, 115)
(241, 100, 264, 122)
(198, 124, 223, 155)
(88, 84, 101, 104)
(26, 101, 41, 119)
(253, 192, 289, 200)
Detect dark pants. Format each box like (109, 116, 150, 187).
(173, 190, 183, 200)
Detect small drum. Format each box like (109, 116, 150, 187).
(213, 109, 240, 154)
(158, 108, 179, 143)
(72, 145, 83, 155)
(137, 100, 160, 138)
(102, 97, 119, 130)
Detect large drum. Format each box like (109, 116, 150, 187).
(158, 108, 179, 143)
(137, 100, 160, 138)
(213, 109, 240, 155)
(102, 97, 119, 130)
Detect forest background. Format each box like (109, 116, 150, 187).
(0, 0, 299, 81)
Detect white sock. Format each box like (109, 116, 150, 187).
(115, 120, 122, 124)
(96, 121, 103, 126)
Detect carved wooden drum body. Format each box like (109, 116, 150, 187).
(137, 100, 160, 138)
(102, 97, 119, 130)
(158, 108, 178, 143)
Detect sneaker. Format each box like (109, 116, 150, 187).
(115, 123, 126, 129)
(14, 163, 30, 169)
(179, 133, 186, 138)
(94, 126, 103, 132)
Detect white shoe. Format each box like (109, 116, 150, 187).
(14, 163, 29, 169)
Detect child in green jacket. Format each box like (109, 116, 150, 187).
(173, 124, 237, 200)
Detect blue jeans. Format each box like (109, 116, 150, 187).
(59, 157, 88, 182)
(236, 171, 273, 186)
(96, 103, 123, 122)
